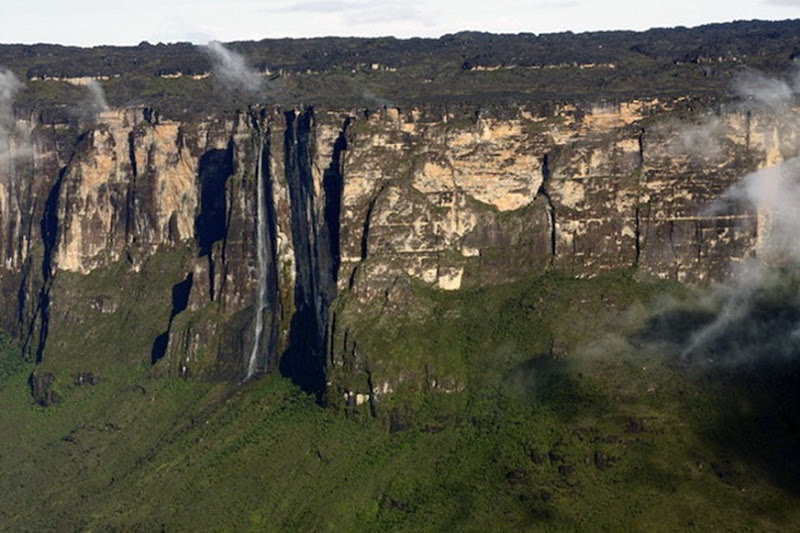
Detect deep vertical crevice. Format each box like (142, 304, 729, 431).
(745, 109, 752, 154)
(125, 131, 138, 242)
(33, 291, 50, 364)
(360, 185, 383, 261)
(323, 118, 350, 283)
(668, 220, 677, 260)
(170, 273, 194, 319)
(365, 367, 378, 418)
(694, 220, 703, 262)
(349, 184, 384, 290)
(30, 168, 65, 363)
(196, 147, 233, 257)
(16, 259, 29, 332)
(128, 131, 138, 178)
(195, 143, 234, 302)
(635, 130, 645, 266)
(280, 107, 341, 399)
(538, 153, 557, 259)
(634, 205, 641, 265)
(637, 129, 645, 167)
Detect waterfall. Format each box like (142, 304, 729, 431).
(246, 135, 267, 379)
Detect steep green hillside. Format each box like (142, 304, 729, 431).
(2, 271, 799, 530)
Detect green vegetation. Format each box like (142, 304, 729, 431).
(41, 245, 195, 370)
(0, 332, 25, 381)
(2, 270, 799, 530)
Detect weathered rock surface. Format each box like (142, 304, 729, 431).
(0, 96, 797, 397)
(28, 371, 58, 406)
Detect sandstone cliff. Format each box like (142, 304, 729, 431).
(0, 94, 797, 402)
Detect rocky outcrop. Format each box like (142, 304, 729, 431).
(55, 110, 197, 273)
(28, 371, 58, 406)
(334, 99, 770, 300)
(0, 97, 797, 399)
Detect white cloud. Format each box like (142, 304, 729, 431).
(203, 41, 263, 93)
(0, 69, 28, 173)
(762, 0, 800, 7)
(733, 69, 795, 108)
(265, 1, 363, 14)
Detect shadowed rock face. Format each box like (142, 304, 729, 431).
(28, 371, 58, 406)
(0, 96, 796, 395)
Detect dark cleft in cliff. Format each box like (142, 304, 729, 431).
(538, 153, 557, 259)
(258, 122, 283, 376)
(323, 118, 349, 283)
(151, 272, 194, 365)
(280, 108, 342, 397)
(196, 143, 234, 257)
(245, 109, 282, 377)
(26, 167, 65, 363)
(195, 142, 234, 302)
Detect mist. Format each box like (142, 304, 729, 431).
(0, 69, 28, 175)
(732, 67, 797, 109)
(651, 115, 730, 164)
(71, 80, 111, 123)
(644, 67, 800, 368)
(86, 80, 110, 114)
(203, 41, 263, 94)
(0, 69, 22, 109)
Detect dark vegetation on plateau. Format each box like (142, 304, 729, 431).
(3, 19, 800, 117)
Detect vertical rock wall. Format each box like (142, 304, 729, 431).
(0, 98, 796, 395)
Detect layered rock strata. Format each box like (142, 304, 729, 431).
(0, 98, 797, 397)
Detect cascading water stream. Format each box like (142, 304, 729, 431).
(246, 134, 267, 379)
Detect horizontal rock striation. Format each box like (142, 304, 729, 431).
(0, 96, 797, 398)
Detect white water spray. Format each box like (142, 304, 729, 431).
(246, 136, 268, 379)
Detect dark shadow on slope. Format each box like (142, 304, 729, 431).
(698, 361, 800, 493)
(170, 273, 194, 319)
(635, 309, 717, 351)
(151, 332, 170, 365)
(639, 289, 800, 367)
(151, 273, 194, 365)
(637, 284, 800, 493)
(506, 354, 607, 421)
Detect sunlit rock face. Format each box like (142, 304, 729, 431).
(54, 110, 200, 274)
(0, 97, 797, 387)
